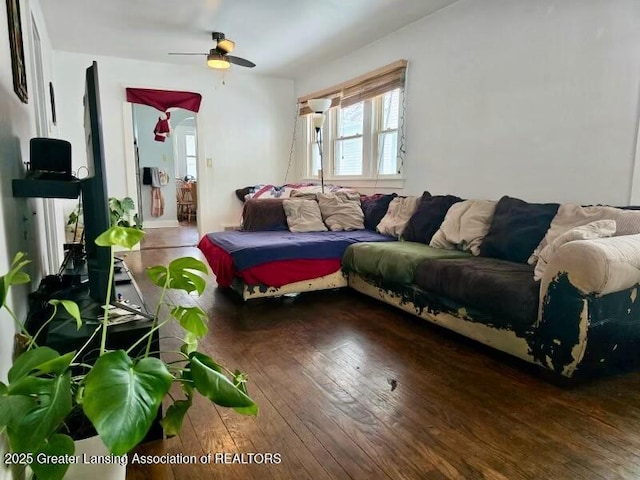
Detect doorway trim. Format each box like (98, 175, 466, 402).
(121, 88, 205, 237)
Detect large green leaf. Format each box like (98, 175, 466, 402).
(48, 299, 82, 330)
(8, 373, 72, 452)
(31, 433, 75, 480)
(80, 350, 173, 455)
(181, 332, 199, 355)
(171, 306, 209, 339)
(35, 352, 75, 376)
(121, 197, 135, 211)
(0, 252, 31, 308)
(0, 394, 37, 431)
(8, 347, 59, 382)
(95, 226, 145, 250)
(147, 257, 208, 295)
(190, 354, 257, 416)
(161, 398, 192, 437)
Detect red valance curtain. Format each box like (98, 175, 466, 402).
(125, 88, 202, 142)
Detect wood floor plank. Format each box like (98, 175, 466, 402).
(124, 239, 640, 480)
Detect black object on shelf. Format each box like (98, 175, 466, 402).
(12, 178, 81, 198)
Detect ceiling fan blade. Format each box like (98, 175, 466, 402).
(168, 52, 208, 56)
(227, 55, 256, 68)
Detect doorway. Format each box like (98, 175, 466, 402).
(130, 104, 200, 249)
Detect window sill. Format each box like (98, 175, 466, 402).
(301, 177, 405, 190)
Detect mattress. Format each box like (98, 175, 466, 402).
(198, 230, 393, 287)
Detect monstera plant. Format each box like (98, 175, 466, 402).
(0, 226, 256, 480)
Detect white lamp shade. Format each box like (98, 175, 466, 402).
(312, 113, 325, 129)
(308, 98, 332, 114)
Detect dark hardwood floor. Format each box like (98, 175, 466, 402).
(123, 242, 640, 480)
(140, 223, 199, 250)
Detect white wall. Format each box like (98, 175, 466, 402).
(0, 0, 57, 374)
(54, 52, 295, 234)
(0, 0, 57, 477)
(295, 0, 640, 205)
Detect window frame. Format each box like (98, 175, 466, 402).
(303, 88, 404, 185)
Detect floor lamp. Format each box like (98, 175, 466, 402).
(308, 98, 331, 193)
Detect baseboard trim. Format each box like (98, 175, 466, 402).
(144, 220, 180, 229)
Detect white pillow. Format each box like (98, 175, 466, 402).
(283, 199, 327, 233)
(376, 196, 420, 238)
(529, 204, 640, 265)
(429, 200, 496, 255)
(317, 192, 364, 231)
(533, 220, 616, 281)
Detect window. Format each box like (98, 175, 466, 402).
(304, 88, 403, 181)
(185, 133, 197, 178)
(173, 126, 198, 180)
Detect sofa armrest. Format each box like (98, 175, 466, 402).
(541, 233, 640, 296)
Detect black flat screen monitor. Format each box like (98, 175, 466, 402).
(82, 61, 113, 303)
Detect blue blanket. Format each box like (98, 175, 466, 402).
(206, 230, 394, 270)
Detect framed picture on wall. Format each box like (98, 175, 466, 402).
(5, 0, 28, 103)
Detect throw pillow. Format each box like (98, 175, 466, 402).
(289, 189, 319, 200)
(317, 192, 365, 231)
(533, 220, 617, 281)
(403, 194, 463, 244)
(235, 186, 253, 202)
(241, 199, 287, 231)
(430, 199, 497, 255)
(376, 196, 421, 238)
(529, 203, 640, 265)
(283, 199, 328, 233)
(361, 193, 398, 230)
(479, 196, 559, 264)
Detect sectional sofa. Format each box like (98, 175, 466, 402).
(199, 189, 640, 378)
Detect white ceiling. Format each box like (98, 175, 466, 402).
(39, 0, 458, 78)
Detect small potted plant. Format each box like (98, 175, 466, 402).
(0, 226, 256, 480)
(66, 197, 142, 243)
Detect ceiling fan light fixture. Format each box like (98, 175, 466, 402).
(217, 38, 235, 53)
(207, 53, 231, 69)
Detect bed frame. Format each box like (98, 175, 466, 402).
(230, 269, 348, 300)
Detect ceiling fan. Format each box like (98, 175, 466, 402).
(169, 32, 256, 69)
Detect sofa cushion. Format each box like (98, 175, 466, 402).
(529, 203, 640, 265)
(414, 257, 539, 330)
(479, 196, 559, 264)
(241, 199, 287, 231)
(342, 241, 471, 285)
(317, 192, 365, 231)
(361, 193, 397, 230)
(533, 219, 617, 281)
(403, 194, 462, 244)
(376, 196, 421, 238)
(430, 200, 497, 255)
(283, 199, 327, 233)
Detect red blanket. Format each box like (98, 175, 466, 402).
(198, 235, 341, 287)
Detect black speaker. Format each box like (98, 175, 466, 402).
(30, 138, 72, 176)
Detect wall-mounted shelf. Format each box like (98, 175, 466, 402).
(12, 178, 81, 199)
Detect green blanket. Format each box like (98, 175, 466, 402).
(342, 241, 471, 285)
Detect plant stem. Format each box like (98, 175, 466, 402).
(72, 323, 103, 364)
(144, 273, 169, 357)
(99, 247, 116, 356)
(5, 305, 32, 339)
(28, 305, 59, 349)
(127, 318, 169, 356)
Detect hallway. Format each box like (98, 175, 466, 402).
(140, 223, 199, 250)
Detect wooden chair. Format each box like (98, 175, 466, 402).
(177, 182, 197, 223)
